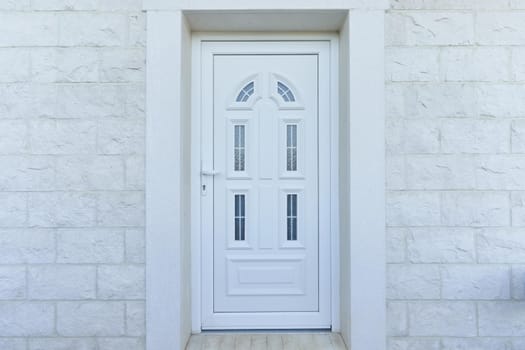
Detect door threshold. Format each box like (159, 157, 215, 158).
(186, 332, 347, 350)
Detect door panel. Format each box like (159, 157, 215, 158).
(213, 55, 319, 313)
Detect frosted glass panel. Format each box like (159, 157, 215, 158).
(286, 194, 297, 241)
(234, 125, 245, 171)
(286, 124, 297, 171)
(234, 194, 246, 241)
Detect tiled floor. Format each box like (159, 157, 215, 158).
(185, 333, 347, 350)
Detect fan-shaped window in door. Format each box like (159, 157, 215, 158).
(277, 81, 296, 102)
(236, 81, 255, 102)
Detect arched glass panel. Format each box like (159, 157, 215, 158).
(277, 81, 296, 102)
(236, 81, 255, 102)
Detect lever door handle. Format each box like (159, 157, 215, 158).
(201, 169, 220, 176)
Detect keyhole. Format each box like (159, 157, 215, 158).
(202, 184, 206, 191)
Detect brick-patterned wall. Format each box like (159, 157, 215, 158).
(386, 1, 525, 349)
(0, 1, 145, 349)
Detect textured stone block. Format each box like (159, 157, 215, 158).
(0, 49, 31, 83)
(97, 265, 145, 300)
(441, 47, 510, 82)
(386, 155, 405, 190)
(387, 228, 406, 263)
(407, 228, 475, 263)
(28, 192, 97, 227)
(441, 338, 514, 350)
(100, 48, 145, 82)
(441, 192, 509, 227)
(97, 119, 145, 155)
(55, 156, 124, 191)
(476, 13, 525, 45)
(126, 229, 145, 263)
(124, 85, 146, 118)
(388, 338, 440, 350)
(403, 84, 477, 118)
(57, 229, 124, 263)
(126, 301, 145, 336)
(478, 84, 525, 118)
(478, 229, 525, 263)
(0, 156, 55, 191)
(441, 119, 510, 154)
(0, 193, 27, 227)
(512, 192, 525, 226)
(408, 302, 476, 336)
(0, 266, 26, 299)
(0, 302, 54, 336)
(125, 155, 145, 190)
(97, 0, 143, 11)
(511, 265, 525, 300)
(31, 0, 97, 10)
(478, 302, 525, 336)
(56, 85, 126, 118)
(97, 338, 144, 350)
(0, 84, 57, 118)
(58, 13, 127, 46)
(0, 229, 55, 264)
(28, 265, 96, 300)
(404, 12, 474, 45)
(97, 192, 144, 227)
(0, 120, 28, 154)
(476, 156, 525, 190)
(29, 338, 97, 350)
(391, 0, 510, 9)
(387, 264, 440, 300)
(32, 48, 99, 83)
(387, 301, 408, 336)
(402, 119, 440, 154)
(512, 120, 525, 153)
(0, 339, 26, 350)
(387, 192, 441, 226)
(386, 47, 439, 82)
(128, 13, 146, 47)
(405, 155, 475, 190)
(512, 48, 525, 81)
(57, 301, 125, 336)
(0, 0, 30, 10)
(441, 265, 510, 300)
(0, 13, 58, 47)
(29, 119, 97, 154)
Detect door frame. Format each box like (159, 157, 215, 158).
(193, 38, 338, 330)
(145, 6, 387, 350)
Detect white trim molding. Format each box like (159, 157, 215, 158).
(146, 6, 386, 350)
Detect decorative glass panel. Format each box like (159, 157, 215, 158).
(236, 81, 255, 102)
(286, 194, 297, 241)
(234, 194, 246, 241)
(234, 125, 245, 171)
(286, 124, 297, 171)
(277, 81, 295, 102)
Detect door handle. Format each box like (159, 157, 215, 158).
(201, 169, 220, 176)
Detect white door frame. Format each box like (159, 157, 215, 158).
(145, 5, 386, 350)
(193, 38, 338, 330)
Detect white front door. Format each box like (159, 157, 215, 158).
(200, 41, 331, 329)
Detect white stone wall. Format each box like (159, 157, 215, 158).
(1, 0, 525, 349)
(0, 1, 146, 349)
(386, 1, 525, 349)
